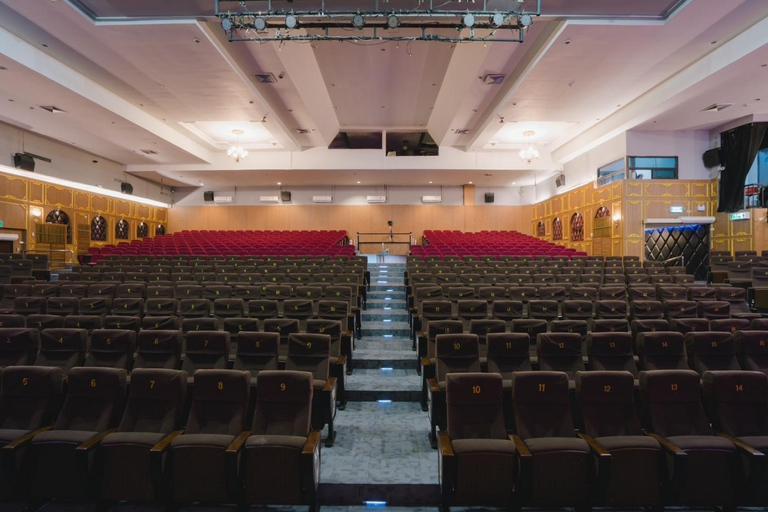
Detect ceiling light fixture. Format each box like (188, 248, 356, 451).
(387, 14, 400, 29)
(254, 17, 267, 31)
(352, 13, 365, 29)
(285, 14, 298, 29)
(227, 129, 248, 163)
(519, 130, 539, 164)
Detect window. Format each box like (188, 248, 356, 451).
(628, 156, 678, 180)
(552, 218, 563, 241)
(597, 158, 626, 185)
(571, 212, 584, 242)
(536, 221, 545, 237)
(156, 224, 166, 236)
(90, 215, 107, 241)
(115, 219, 129, 240)
(137, 222, 148, 238)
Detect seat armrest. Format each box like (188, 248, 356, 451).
(150, 430, 184, 453)
(644, 432, 686, 457)
(438, 431, 454, 457)
(510, 434, 532, 458)
(510, 434, 533, 503)
(578, 432, 612, 493)
(76, 428, 118, 451)
(226, 431, 251, 454)
(303, 430, 322, 455)
(323, 377, 337, 393)
(438, 431, 456, 506)
(717, 433, 765, 457)
(428, 378, 441, 394)
(577, 432, 611, 458)
(421, 356, 431, 368)
(335, 354, 348, 366)
(2, 426, 52, 452)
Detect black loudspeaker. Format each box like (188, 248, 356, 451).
(203, 191, 215, 202)
(12, 153, 34, 172)
(484, 193, 495, 203)
(555, 175, 566, 188)
(120, 182, 133, 195)
(703, 148, 722, 168)
(281, 191, 292, 202)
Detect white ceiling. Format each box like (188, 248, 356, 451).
(0, 0, 766, 188)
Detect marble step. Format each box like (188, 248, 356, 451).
(361, 321, 411, 337)
(352, 335, 415, 369)
(366, 299, 408, 310)
(344, 369, 422, 402)
(362, 310, 410, 321)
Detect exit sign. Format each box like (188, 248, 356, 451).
(730, 211, 751, 221)
(669, 206, 684, 214)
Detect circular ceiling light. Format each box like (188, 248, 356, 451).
(285, 14, 298, 29)
(253, 17, 267, 31)
(387, 14, 400, 29)
(491, 12, 504, 27)
(352, 13, 365, 29)
(519, 14, 533, 27)
(463, 13, 475, 28)
(221, 17, 232, 31)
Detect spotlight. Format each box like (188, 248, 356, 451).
(221, 17, 233, 31)
(352, 13, 365, 29)
(253, 17, 267, 31)
(491, 12, 504, 27)
(462, 12, 475, 27)
(386, 14, 400, 29)
(518, 13, 533, 27)
(285, 14, 298, 29)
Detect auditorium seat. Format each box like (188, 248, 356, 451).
(35, 328, 88, 377)
(536, 333, 584, 380)
(165, 369, 249, 503)
(586, 333, 638, 377)
(134, 330, 182, 370)
(235, 370, 321, 509)
(438, 373, 516, 511)
(511, 371, 590, 508)
(640, 369, 738, 507)
(576, 371, 661, 507)
(684, 332, 740, 375)
(181, 317, 220, 334)
(306, 319, 348, 409)
(0, 328, 39, 367)
(28, 367, 126, 502)
(100, 368, 186, 502)
(637, 332, 687, 371)
(63, 315, 104, 332)
(181, 331, 231, 383)
(84, 329, 136, 370)
(103, 315, 141, 332)
(286, 333, 337, 447)
(0, 314, 25, 328)
(735, 331, 768, 375)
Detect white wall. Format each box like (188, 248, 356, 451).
(0, 122, 167, 202)
(626, 130, 711, 180)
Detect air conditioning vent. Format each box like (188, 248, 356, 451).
(260, 196, 280, 203)
(296, 128, 310, 134)
(213, 196, 233, 204)
(701, 103, 733, 113)
(140, 149, 159, 155)
(255, 73, 277, 84)
(313, 196, 333, 203)
(39, 106, 66, 114)
(455, 129, 470, 135)
(367, 196, 387, 203)
(484, 74, 506, 85)
(421, 195, 442, 203)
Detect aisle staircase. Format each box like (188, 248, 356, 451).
(319, 260, 439, 506)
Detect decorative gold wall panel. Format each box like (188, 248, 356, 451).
(74, 191, 89, 210)
(114, 199, 131, 217)
(0, 174, 26, 200)
(91, 195, 109, 213)
(45, 185, 73, 207)
(136, 204, 150, 220)
(28, 181, 43, 203)
(644, 181, 689, 198)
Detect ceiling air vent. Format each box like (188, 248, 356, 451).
(701, 103, 733, 112)
(140, 149, 159, 155)
(484, 74, 506, 85)
(296, 128, 310, 134)
(455, 129, 470, 135)
(39, 106, 66, 114)
(255, 73, 277, 84)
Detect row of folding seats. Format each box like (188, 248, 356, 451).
(438, 369, 768, 509)
(0, 366, 322, 507)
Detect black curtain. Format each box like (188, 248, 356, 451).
(718, 122, 768, 212)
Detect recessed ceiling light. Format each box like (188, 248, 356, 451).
(512, 182, 516, 185)
(277, 182, 281, 185)
(429, 181, 433, 184)
(468, 181, 473, 184)
(356, 181, 361, 184)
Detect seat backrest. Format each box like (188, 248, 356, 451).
(420, 300, 452, 321)
(631, 300, 663, 319)
(251, 370, 313, 436)
(597, 300, 628, 318)
(283, 299, 314, 320)
(640, 369, 712, 436)
(684, 332, 739, 374)
(54, 367, 126, 432)
(663, 300, 698, 319)
(486, 333, 531, 377)
(456, 299, 488, 320)
(491, 300, 523, 321)
(703, 370, 768, 437)
(185, 369, 249, 435)
(179, 299, 211, 318)
(658, 286, 687, 301)
(112, 298, 143, 316)
(587, 333, 638, 376)
(85, 329, 136, 369)
(119, 368, 186, 433)
(183, 331, 231, 375)
(735, 331, 768, 373)
(446, 373, 506, 440)
(590, 319, 629, 333)
(562, 300, 593, 320)
(145, 298, 178, 316)
(306, 319, 343, 358)
(697, 301, 731, 320)
(36, 328, 88, 375)
(285, 333, 331, 381)
(637, 331, 687, 370)
(263, 318, 300, 357)
(528, 300, 559, 320)
(248, 299, 280, 319)
(435, 334, 481, 383)
(576, 370, 643, 437)
(234, 332, 279, 377)
(512, 371, 575, 439)
(135, 330, 182, 369)
(536, 333, 584, 378)
(0, 327, 39, 367)
(0, 366, 63, 431)
(599, 286, 627, 301)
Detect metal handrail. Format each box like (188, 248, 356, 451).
(662, 254, 685, 267)
(22, 248, 75, 269)
(356, 231, 413, 251)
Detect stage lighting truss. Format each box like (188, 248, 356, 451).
(215, 0, 540, 43)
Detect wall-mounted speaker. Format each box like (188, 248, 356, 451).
(203, 191, 214, 202)
(555, 175, 566, 188)
(281, 191, 292, 202)
(702, 148, 722, 168)
(12, 153, 34, 172)
(120, 182, 134, 195)
(484, 192, 495, 203)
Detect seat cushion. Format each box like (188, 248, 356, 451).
(596, 435, 660, 451)
(525, 436, 589, 454)
(245, 434, 306, 450)
(0, 429, 31, 445)
(101, 431, 167, 448)
(32, 430, 99, 445)
(667, 435, 736, 452)
(170, 433, 234, 449)
(737, 436, 768, 451)
(312, 379, 327, 390)
(452, 438, 516, 456)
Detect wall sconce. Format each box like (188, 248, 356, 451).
(612, 213, 621, 228)
(31, 208, 42, 218)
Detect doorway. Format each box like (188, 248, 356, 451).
(645, 224, 710, 280)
